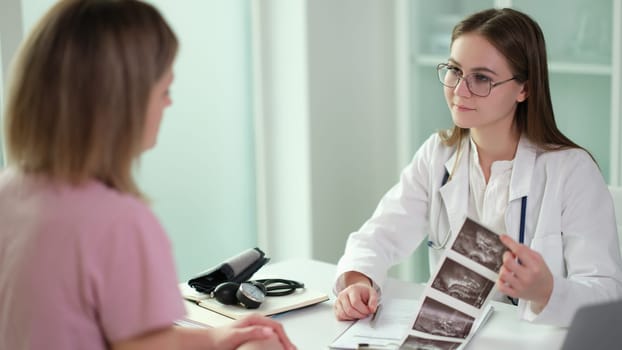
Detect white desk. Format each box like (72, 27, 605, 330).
(183, 259, 568, 350)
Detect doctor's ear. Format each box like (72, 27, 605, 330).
(517, 81, 528, 103)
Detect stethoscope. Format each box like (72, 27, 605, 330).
(427, 169, 527, 249)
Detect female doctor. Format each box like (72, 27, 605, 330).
(333, 8, 622, 327)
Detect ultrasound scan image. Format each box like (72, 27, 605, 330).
(451, 218, 507, 272)
(399, 335, 461, 350)
(412, 297, 474, 339)
(431, 258, 494, 308)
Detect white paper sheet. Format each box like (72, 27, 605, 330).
(330, 298, 419, 349)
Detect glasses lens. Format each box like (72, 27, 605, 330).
(437, 65, 494, 97)
(438, 66, 458, 87)
(465, 75, 491, 96)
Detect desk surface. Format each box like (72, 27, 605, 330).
(183, 259, 568, 350)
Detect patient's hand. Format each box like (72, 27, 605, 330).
(236, 332, 284, 350)
(207, 314, 296, 350)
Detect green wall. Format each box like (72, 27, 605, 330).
(138, 0, 257, 281)
(8, 0, 258, 282)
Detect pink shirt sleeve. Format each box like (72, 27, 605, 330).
(87, 202, 185, 342)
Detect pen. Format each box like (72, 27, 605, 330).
(357, 342, 397, 350)
(369, 303, 382, 328)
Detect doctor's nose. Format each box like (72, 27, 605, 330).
(454, 78, 472, 97)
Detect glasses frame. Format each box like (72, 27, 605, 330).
(436, 63, 517, 97)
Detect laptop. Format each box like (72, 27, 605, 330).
(561, 299, 622, 350)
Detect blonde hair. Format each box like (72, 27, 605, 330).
(4, 0, 178, 197)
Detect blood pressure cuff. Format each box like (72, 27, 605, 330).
(188, 247, 270, 294)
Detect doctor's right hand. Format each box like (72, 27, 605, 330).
(334, 271, 379, 321)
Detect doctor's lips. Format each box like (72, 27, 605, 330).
(453, 103, 476, 111)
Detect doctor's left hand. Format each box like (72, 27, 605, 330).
(497, 234, 554, 314)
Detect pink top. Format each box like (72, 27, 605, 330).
(0, 169, 185, 350)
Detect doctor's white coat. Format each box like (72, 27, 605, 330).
(335, 133, 622, 327)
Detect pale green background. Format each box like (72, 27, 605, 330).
(0, 0, 618, 284)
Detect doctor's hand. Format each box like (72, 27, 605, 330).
(334, 271, 379, 321)
(497, 234, 554, 314)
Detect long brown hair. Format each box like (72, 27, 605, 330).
(439, 8, 585, 154)
(4, 0, 178, 198)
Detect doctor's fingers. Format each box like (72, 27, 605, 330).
(338, 286, 375, 318)
(499, 235, 542, 268)
(499, 251, 549, 292)
(502, 247, 548, 280)
(334, 296, 368, 320)
(497, 253, 530, 298)
(497, 264, 525, 298)
(496, 273, 520, 298)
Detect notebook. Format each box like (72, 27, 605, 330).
(180, 283, 329, 320)
(560, 299, 622, 350)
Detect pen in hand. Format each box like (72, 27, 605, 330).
(369, 303, 382, 328)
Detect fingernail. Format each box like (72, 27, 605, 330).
(262, 327, 274, 335)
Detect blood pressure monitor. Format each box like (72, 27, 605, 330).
(236, 282, 266, 309)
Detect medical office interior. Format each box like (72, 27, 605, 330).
(1, 0, 621, 287)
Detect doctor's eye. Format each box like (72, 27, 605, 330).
(472, 73, 492, 83)
(446, 65, 462, 75)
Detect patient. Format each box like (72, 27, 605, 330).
(0, 1, 294, 349)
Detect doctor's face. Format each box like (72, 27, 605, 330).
(443, 33, 527, 135)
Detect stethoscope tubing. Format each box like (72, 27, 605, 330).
(428, 169, 527, 249)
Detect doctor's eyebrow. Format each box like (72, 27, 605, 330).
(447, 58, 499, 76)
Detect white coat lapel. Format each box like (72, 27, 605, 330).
(439, 137, 470, 236)
(505, 136, 537, 243)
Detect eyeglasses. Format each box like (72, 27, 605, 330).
(436, 63, 517, 97)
